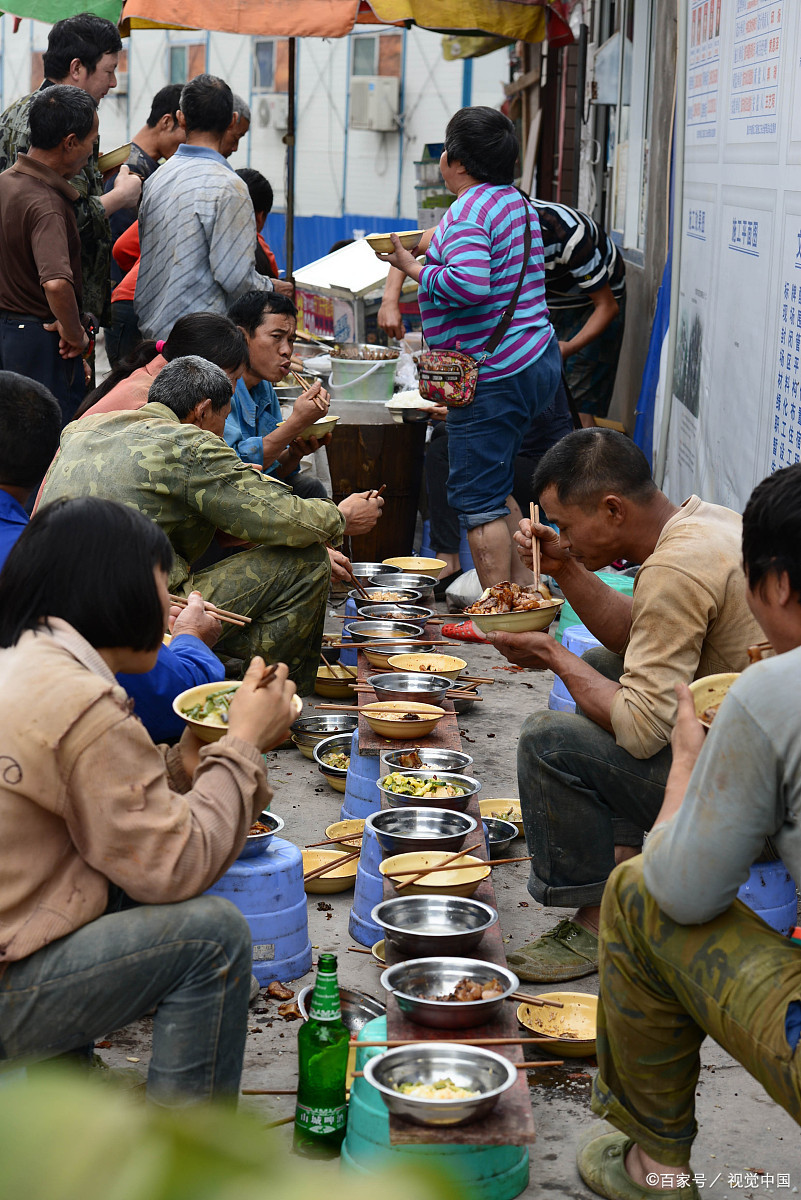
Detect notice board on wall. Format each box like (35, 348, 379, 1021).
(663, 0, 801, 510)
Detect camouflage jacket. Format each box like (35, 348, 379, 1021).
(40, 402, 346, 588)
(0, 84, 112, 325)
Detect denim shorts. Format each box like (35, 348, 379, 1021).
(445, 335, 562, 529)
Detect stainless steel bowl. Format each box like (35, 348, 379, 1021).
(297, 985, 385, 1033)
(378, 770, 481, 811)
(312, 732, 353, 781)
(366, 807, 478, 855)
(345, 620, 422, 645)
(290, 713, 358, 749)
(371, 895, 498, 958)
(238, 810, 284, 859)
(380, 748, 474, 774)
(349, 562, 395, 585)
(367, 672, 452, 706)
(484, 817, 518, 859)
(449, 680, 481, 714)
(370, 573, 437, 603)
(379, 957, 519, 1029)
(358, 604, 433, 631)
(349, 587, 423, 611)
(363, 1042, 517, 1127)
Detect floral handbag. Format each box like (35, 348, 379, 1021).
(417, 206, 532, 408)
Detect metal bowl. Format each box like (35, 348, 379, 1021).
(297, 985, 385, 1034)
(349, 587, 423, 611)
(381, 748, 474, 774)
(378, 770, 481, 811)
(379, 957, 519, 1029)
(363, 1042, 517, 1127)
(484, 817, 518, 859)
(291, 713, 358, 758)
(366, 807, 478, 855)
(371, 895, 498, 958)
(344, 620, 422, 645)
(313, 731, 353, 786)
(349, 562, 395, 585)
(238, 810, 284, 859)
(370, 572, 437, 603)
(367, 672, 452, 706)
(449, 680, 481, 714)
(357, 604, 433, 631)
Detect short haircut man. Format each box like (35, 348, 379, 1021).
(41, 12, 122, 81)
(236, 167, 273, 220)
(148, 355, 233, 418)
(227, 289, 296, 336)
(179, 74, 234, 135)
(29, 85, 97, 150)
(531, 427, 657, 508)
(0, 372, 62, 491)
(146, 83, 183, 129)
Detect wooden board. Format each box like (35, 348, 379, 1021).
(380, 789, 537, 1146)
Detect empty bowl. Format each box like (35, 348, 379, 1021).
(365, 229, 426, 254)
(367, 672, 452, 706)
(387, 652, 467, 682)
(361, 701, 445, 740)
(291, 713, 358, 759)
(363, 643, 433, 670)
(371, 895, 498, 958)
(366, 807, 478, 855)
(383, 556, 447, 579)
(380, 956, 519, 1028)
(380, 850, 490, 898)
(484, 817, 518, 859)
(517, 991, 598, 1056)
(363, 1042, 517, 1127)
(344, 620, 422, 645)
(315, 661, 358, 699)
(302, 848, 358, 894)
(324, 817, 364, 851)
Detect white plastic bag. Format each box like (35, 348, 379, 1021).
(445, 569, 483, 612)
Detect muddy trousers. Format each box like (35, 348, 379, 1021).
(591, 857, 801, 1166)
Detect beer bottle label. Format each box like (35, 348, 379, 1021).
(308, 969, 342, 1021)
(295, 1102, 346, 1134)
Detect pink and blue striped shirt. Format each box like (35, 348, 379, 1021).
(417, 184, 553, 381)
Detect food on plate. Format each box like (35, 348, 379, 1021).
(426, 977, 505, 1003)
(702, 703, 721, 725)
(382, 772, 461, 798)
(466, 581, 553, 615)
(181, 685, 237, 726)
(366, 590, 408, 602)
(249, 819, 273, 835)
(397, 750, 424, 769)
(490, 805, 516, 821)
(321, 750, 350, 770)
(394, 1078, 479, 1100)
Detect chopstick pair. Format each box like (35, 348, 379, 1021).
(393, 841, 483, 891)
(320, 648, 357, 680)
(529, 503, 542, 592)
(388, 854, 534, 878)
(322, 639, 461, 649)
(303, 846, 361, 883)
(168, 594, 252, 628)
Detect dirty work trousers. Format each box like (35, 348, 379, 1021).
(517, 647, 672, 907)
(592, 856, 801, 1165)
(0, 895, 252, 1104)
(177, 541, 331, 696)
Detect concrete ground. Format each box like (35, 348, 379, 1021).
(97, 610, 800, 1198)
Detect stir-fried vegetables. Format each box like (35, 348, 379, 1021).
(395, 1078, 479, 1100)
(381, 772, 462, 798)
(321, 750, 350, 770)
(181, 686, 238, 726)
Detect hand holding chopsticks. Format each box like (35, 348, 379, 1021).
(529, 503, 541, 593)
(169, 593, 252, 627)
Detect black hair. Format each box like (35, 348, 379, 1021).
(0, 373, 62, 488)
(236, 167, 273, 216)
(531, 428, 658, 509)
(29, 85, 97, 150)
(227, 289, 297, 336)
(180, 74, 233, 135)
(0, 498, 172, 652)
(742, 463, 801, 602)
(146, 83, 183, 128)
(148, 355, 233, 417)
(43, 13, 122, 80)
(75, 314, 247, 416)
(444, 106, 518, 185)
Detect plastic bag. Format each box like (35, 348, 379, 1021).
(445, 569, 483, 612)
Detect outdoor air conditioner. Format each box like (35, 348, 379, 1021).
(349, 76, 399, 132)
(256, 94, 289, 132)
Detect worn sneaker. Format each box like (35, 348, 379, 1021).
(506, 918, 599, 982)
(577, 1124, 699, 1200)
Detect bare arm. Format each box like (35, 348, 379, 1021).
(99, 164, 142, 216)
(558, 283, 619, 361)
(42, 279, 87, 357)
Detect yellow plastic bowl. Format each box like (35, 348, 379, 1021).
(302, 849, 358, 894)
(365, 230, 426, 254)
(479, 798, 524, 838)
(315, 663, 357, 699)
(388, 653, 467, 682)
(324, 818, 365, 852)
(688, 673, 741, 728)
(383, 556, 447, 579)
(277, 414, 340, 440)
(380, 850, 490, 897)
(517, 991, 598, 1057)
(467, 599, 564, 634)
(174, 683, 301, 743)
(371, 939, 386, 963)
(97, 142, 131, 173)
(361, 701, 445, 740)
(363, 645, 431, 670)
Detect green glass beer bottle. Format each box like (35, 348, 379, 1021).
(293, 952, 349, 1157)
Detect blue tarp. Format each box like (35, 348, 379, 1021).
(264, 211, 418, 275)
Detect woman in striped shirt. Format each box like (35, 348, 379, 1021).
(378, 107, 561, 587)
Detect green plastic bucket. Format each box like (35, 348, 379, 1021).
(556, 570, 635, 642)
(329, 356, 397, 402)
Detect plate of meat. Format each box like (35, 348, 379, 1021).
(688, 673, 740, 728)
(463, 581, 563, 633)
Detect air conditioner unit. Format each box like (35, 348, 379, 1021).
(349, 76, 399, 132)
(256, 94, 289, 132)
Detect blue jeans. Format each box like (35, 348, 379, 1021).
(0, 313, 86, 426)
(0, 895, 252, 1105)
(445, 334, 562, 528)
(517, 648, 672, 908)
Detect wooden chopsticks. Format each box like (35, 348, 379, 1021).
(530, 502, 541, 593)
(302, 846, 361, 883)
(350, 1037, 555, 1048)
(169, 594, 252, 628)
(512, 991, 564, 1009)
(320, 648, 357, 680)
(323, 639, 461, 649)
(386, 854, 532, 878)
(393, 841, 483, 891)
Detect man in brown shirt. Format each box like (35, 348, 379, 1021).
(0, 85, 97, 423)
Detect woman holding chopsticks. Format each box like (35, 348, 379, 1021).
(0, 495, 296, 1104)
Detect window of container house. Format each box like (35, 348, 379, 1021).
(351, 33, 402, 78)
(253, 39, 289, 92)
(168, 42, 206, 85)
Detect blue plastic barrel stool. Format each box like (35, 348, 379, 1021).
(349, 821, 385, 947)
(340, 597, 359, 669)
(548, 624, 602, 713)
(343, 1015, 530, 1199)
(737, 860, 798, 936)
(205, 836, 312, 985)
(340, 727, 382, 822)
